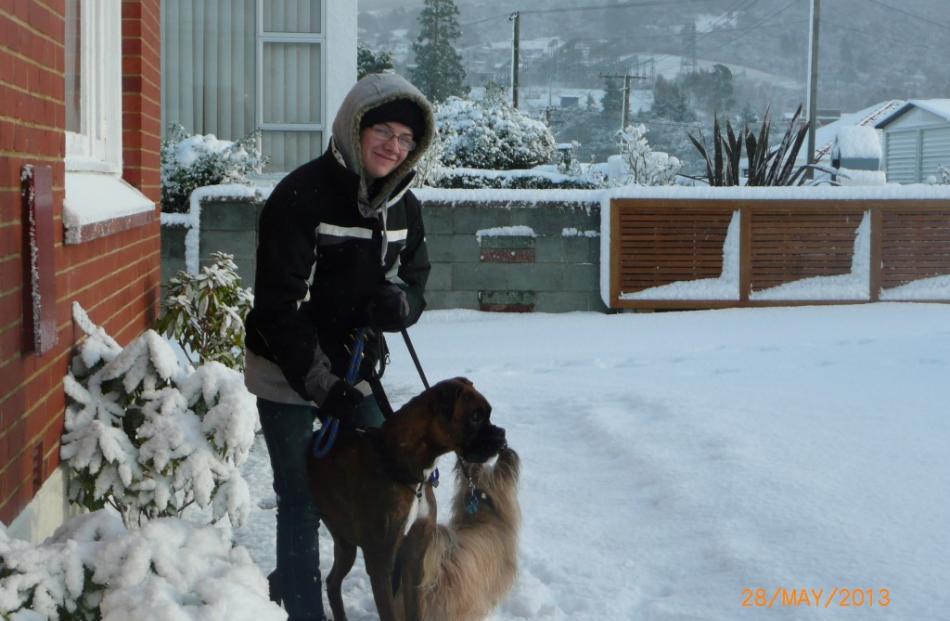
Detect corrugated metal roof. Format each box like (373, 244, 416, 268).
(875, 99, 950, 129)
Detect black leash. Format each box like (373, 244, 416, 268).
(401, 327, 430, 390)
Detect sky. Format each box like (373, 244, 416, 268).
(233, 303, 950, 620)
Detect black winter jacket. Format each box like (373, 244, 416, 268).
(245, 148, 430, 404)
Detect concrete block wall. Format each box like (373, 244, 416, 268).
(161, 199, 264, 289)
(418, 193, 606, 313)
(161, 191, 607, 313)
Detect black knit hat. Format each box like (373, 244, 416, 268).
(360, 98, 426, 140)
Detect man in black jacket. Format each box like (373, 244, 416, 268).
(244, 73, 434, 621)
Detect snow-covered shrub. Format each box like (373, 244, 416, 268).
(161, 124, 267, 213)
(411, 123, 446, 189)
(157, 252, 253, 371)
(436, 95, 556, 170)
(615, 124, 681, 186)
(556, 141, 584, 177)
(61, 303, 257, 529)
(939, 165, 950, 184)
(0, 511, 285, 621)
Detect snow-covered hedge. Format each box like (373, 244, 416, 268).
(61, 303, 257, 529)
(0, 511, 285, 621)
(161, 125, 267, 213)
(436, 96, 556, 170)
(435, 166, 599, 190)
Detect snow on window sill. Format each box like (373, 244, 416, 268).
(64, 171, 156, 245)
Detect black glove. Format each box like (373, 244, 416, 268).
(320, 380, 363, 421)
(366, 283, 410, 332)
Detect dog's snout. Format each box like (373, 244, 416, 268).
(490, 425, 506, 444)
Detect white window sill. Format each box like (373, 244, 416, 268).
(63, 171, 156, 244)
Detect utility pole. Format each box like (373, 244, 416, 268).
(805, 0, 821, 177)
(509, 12, 520, 108)
(600, 71, 647, 131)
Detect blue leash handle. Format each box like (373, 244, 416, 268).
(313, 329, 366, 459)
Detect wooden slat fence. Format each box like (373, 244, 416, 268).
(609, 198, 950, 309)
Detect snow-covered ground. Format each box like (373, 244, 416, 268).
(234, 304, 950, 620)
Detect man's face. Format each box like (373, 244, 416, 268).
(360, 121, 414, 181)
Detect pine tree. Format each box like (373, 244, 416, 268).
(410, 0, 468, 102)
(651, 76, 695, 122)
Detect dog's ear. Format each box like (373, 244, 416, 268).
(434, 379, 465, 419)
(454, 376, 473, 386)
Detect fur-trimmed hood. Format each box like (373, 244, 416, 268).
(330, 73, 435, 216)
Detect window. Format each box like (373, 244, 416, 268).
(65, 0, 122, 171)
(257, 0, 325, 172)
(63, 0, 153, 244)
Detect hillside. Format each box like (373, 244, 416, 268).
(359, 0, 950, 114)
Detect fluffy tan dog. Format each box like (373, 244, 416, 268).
(395, 447, 521, 621)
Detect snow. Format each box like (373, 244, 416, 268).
(836, 169, 887, 186)
(904, 98, 950, 122)
(63, 171, 155, 242)
(229, 304, 950, 620)
(834, 126, 881, 160)
(561, 228, 599, 238)
(415, 187, 602, 205)
(476, 226, 536, 242)
(6, 303, 950, 619)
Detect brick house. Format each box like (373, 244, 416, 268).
(0, 0, 162, 542)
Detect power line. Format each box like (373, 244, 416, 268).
(519, 0, 717, 16)
(461, 0, 716, 26)
(820, 19, 937, 52)
(865, 0, 950, 33)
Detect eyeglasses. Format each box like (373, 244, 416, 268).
(369, 124, 416, 152)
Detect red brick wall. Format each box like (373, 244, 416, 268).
(0, 0, 162, 526)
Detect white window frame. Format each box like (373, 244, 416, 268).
(65, 0, 122, 173)
(256, 0, 327, 135)
(63, 0, 153, 244)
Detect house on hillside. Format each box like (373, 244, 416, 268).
(874, 99, 950, 183)
(161, 1, 358, 174)
(1, 0, 162, 542)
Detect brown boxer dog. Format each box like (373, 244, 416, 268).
(308, 377, 507, 621)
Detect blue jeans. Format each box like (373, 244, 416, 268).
(257, 395, 383, 621)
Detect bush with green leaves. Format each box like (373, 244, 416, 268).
(157, 252, 253, 371)
(61, 303, 257, 530)
(161, 124, 267, 213)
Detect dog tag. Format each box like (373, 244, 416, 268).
(466, 489, 480, 514)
